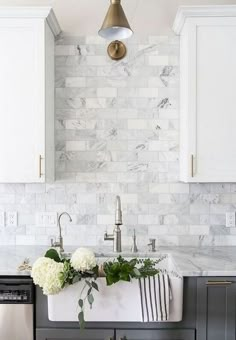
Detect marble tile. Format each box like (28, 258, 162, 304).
(1, 34, 235, 247)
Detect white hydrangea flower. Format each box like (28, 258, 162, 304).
(71, 248, 97, 272)
(31, 257, 53, 287)
(42, 261, 64, 295)
(31, 257, 64, 295)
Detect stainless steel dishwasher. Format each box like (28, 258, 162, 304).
(0, 277, 34, 340)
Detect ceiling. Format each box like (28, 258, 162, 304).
(0, 0, 235, 35)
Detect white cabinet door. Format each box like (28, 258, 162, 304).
(0, 11, 58, 183)
(0, 19, 45, 183)
(177, 13, 236, 182)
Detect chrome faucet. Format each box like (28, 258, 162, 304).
(51, 212, 72, 253)
(104, 196, 122, 252)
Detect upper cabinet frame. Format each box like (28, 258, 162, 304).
(174, 6, 236, 182)
(0, 7, 60, 183)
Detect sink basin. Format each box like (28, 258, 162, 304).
(48, 254, 183, 322)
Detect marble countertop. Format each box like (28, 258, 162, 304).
(1, 245, 236, 277)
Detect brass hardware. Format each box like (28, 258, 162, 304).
(98, 0, 133, 40)
(206, 281, 233, 286)
(107, 40, 126, 60)
(191, 154, 194, 177)
(39, 155, 43, 178)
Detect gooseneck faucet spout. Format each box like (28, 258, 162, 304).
(58, 212, 72, 240)
(51, 212, 72, 253)
(115, 195, 122, 225)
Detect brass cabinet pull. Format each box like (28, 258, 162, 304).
(39, 155, 44, 178)
(206, 281, 233, 286)
(191, 154, 194, 177)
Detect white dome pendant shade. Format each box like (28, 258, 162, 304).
(98, 0, 133, 40)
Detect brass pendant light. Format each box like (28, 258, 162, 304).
(98, 0, 133, 40)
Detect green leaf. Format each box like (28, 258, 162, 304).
(91, 281, 99, 291)
(85, 280, 91, 287)
(129, 259, 137, 267)
(78, 299, 83, 308)
(45, 249, 61, 263)
(78, 311, 85, 329)
(119, 273, 130, 282)
(72, 276, 80, 284)
(87, 293, 94, 308)
(93, 265, 99, 277)
(133, 268, 141, 277)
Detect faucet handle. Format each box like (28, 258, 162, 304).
(50, 237, 60, 249)
(148, 238, 156, 252)
(131, 229, 138, 253)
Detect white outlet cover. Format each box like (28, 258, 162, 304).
(226, 212, 236, 228)
(36, 213, 45, 227)
(48, 212, 58, 227)
(36, 212, 57, 227)
(0, 212, 5, 227)
(6, 212, 17, 227)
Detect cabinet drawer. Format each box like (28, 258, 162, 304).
(197, 277, 236, 340)
(36, 328, 114, 340)
(116, 329, 195, 340)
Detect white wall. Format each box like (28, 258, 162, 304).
(0, 0, 236, 35)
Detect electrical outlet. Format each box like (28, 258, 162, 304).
(6, 212, 17, 227)
(226, 212, 236, 228)
(36, 213, 44, 227)
(48, 213, 57, 226)
(0, 212, 5, 227)
(36, 212, 57, 227)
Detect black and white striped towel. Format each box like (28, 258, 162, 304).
(138, 274, 172, 322)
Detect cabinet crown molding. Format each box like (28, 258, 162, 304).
(0, 7, 61, 36)
(173, 5, 236, 34)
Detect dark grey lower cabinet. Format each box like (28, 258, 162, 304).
(36, 328, 114, 340)
(36, 277, 236, 340)
(197, 277, 236, 340)
(116, 329, 195, 340)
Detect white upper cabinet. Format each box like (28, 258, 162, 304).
(173, 6, 236, 183)
(0, 8, 60, 183)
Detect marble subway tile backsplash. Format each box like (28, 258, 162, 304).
(0, 34, 236, 247)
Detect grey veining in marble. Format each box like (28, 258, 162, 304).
(2, 245, 236, 277)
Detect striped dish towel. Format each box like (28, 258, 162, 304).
(138, 274, 172, 322)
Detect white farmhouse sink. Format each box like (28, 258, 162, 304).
(48, 254, 183, 323)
